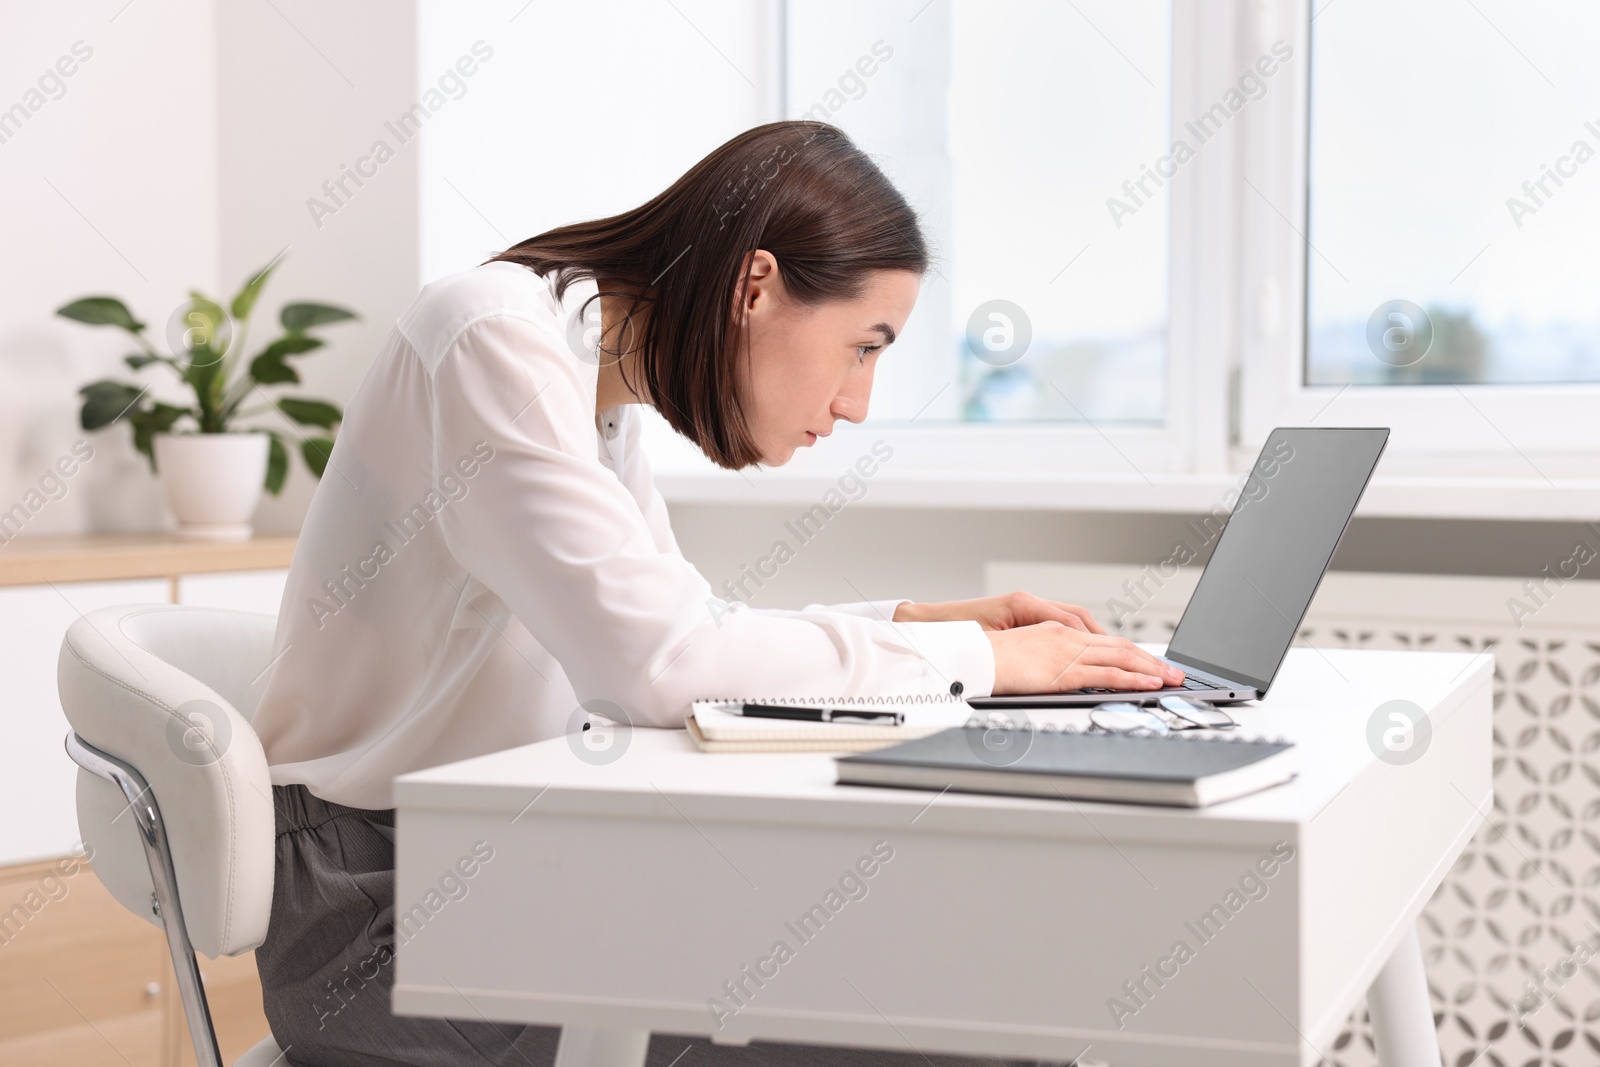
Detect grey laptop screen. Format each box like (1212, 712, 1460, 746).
(1164, 427, 1388, 694)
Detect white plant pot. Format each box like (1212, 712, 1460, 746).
(152, 432, 270, 541)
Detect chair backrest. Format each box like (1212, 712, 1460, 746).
(58, 604, 277, 958)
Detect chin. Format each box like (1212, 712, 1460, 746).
(759, 440, 799, 467)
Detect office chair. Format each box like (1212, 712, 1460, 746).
(58, 604, 285, 1067)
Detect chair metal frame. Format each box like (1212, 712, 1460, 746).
(65, 730, 226, 1067)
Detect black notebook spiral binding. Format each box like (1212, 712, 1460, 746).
(697, 692, 967, 706)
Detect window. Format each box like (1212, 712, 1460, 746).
(786, 0, 1173, 425)
(1239, 0, 1600, 480)
(947, 1, 1171, 423)
(419, 0, 1600, 501)
(1305, 0, 1600, 388)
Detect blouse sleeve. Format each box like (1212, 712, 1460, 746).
(430, 314, 995, 727)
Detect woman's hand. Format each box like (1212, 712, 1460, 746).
(892, 591, 1108, 634)
(892, 591, 1181, 695)
(985, 623, 1183, 695)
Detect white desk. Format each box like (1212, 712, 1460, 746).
(392, 648, 1492, 1067)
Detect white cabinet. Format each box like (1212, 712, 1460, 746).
(176, 568, 288, 615)
(0, 579, 170, 867)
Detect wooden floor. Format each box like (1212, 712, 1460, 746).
(0, 856, 271, 1066)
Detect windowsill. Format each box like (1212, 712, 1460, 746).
(655, 469, 1600, 522)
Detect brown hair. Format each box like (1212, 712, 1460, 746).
(486, 120, 928, 469)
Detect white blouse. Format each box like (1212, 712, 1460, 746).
(251, 260, 995, 810)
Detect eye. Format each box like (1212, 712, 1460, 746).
(854, 344, 881, 364)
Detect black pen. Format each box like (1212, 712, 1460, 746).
(739, 703, 904, 725)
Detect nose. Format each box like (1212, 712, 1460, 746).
(832, 365, 874, 425)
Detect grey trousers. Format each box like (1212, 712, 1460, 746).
(257, 784, 1040, 1067)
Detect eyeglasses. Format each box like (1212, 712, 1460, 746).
(1088, 695, 1239, 736)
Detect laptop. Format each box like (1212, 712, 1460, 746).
(968, 426, 1389, 709)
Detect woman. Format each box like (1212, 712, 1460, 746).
(251, 120, 1181, 1066)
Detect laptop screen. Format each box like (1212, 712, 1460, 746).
(1164, 427, 1389, 694)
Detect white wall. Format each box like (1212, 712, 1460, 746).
(416, 0, 777, 286)
(0, 0, 221, 535)
(214, 0, 422, 532)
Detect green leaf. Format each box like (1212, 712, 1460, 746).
(174, 292, 232, 430)
(127, 403, 191, 463)
(182, 355, 223, 422)
(78, 380, 148, 430)
(247, 334, 322, 387)
(249, 352, 301, 385)
(181, 291, 231, 359)
(230, 258, 281, 320)
(125, 353, 172, 371)
(264, 433, 289, 495)
(256, 334, 324, 362)
(57, 297, 145, 332)
(276, 397, 342, 428)
(301, 436, 335, 479)
(128, 402, 190, 430)
(280, 303, 357, 332)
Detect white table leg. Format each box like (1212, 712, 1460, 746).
(552, 1026, 651, 1067)
(1367, 925, 1440, 1067)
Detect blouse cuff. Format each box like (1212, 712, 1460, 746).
(896, 618, 996, 699)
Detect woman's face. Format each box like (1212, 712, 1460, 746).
(737, 252, 921, 466)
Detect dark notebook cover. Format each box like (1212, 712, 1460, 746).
(835, 727, 1297, 806)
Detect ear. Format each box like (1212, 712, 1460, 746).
(735, 249, 780, 319)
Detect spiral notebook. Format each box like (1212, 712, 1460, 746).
(835, 726, 1297, 807)
(686, 693, 972, 753)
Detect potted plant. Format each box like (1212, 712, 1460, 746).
(57, 257, 356, 540)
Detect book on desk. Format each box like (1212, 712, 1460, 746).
(835, 726, 1298, 807)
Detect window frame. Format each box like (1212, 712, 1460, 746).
(647, 0, 1600, 506)
(1236, 0, 1600, 481)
